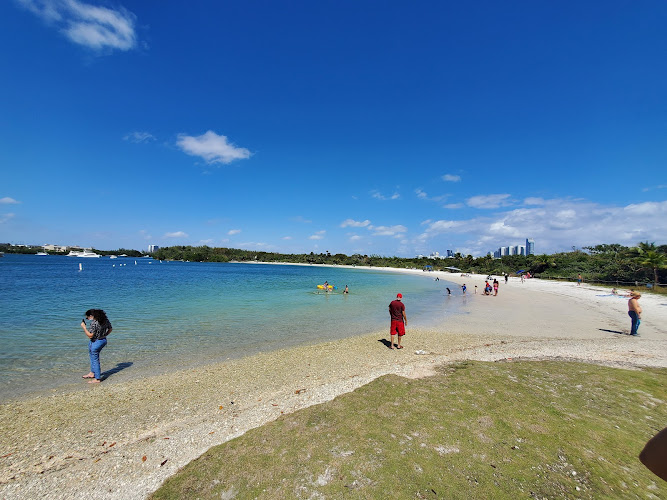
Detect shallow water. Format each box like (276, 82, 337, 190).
(0, 254, 461, 400)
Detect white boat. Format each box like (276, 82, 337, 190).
(68, 250, 101, 258)
(36, 252, 48, 256)
(109, 255, 117, 259)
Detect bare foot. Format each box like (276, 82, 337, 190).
(82, 372, 95, 379)
(88, 379, 101, 384)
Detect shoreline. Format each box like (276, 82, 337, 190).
(1, 269, 666, 499)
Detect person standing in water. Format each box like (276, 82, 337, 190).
(81, 309, 112, 384)
(388, 293, 407, 349)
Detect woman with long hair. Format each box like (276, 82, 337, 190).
(81, 309, 112, 384)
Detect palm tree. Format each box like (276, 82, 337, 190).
(639, 250, 666, 288)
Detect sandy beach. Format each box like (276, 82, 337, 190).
(1, 269, 666, 499)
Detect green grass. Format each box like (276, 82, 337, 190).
(150, 361, 667, 499)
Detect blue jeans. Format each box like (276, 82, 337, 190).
(628, 311, 640, 335)
(89, 338, 107, 379)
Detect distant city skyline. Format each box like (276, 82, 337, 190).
(492, 238, 535, 258)
(1, 2, 665, 256)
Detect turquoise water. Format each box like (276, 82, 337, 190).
(0, 254, 461, 400)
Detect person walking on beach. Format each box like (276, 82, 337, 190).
(504, 273, 508, 284)
(628, 292, 642, 336)
(81, 309, 112, 383)
(577, 274, 582, 286)
(493, 279, 499, 296)
(389, 293, 407, 349)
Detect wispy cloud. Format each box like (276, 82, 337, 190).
(418, 199, 667, 255)
(290, 216, 312, 224)
(415, 189, 447, 202)
(309, 230, 326, 240)
(371, 190, 400, 201)
(340, 219, 371, 228)
(0, 213, 15, 224)
(281, 236, 293, 240)
(0, 197, 20, 204)
(466, 194, 513, 209)
(176, 131, 251, 165)
(227, 229, 241, 236)
(18, 0, 138, 51)
(642, 184, 667, 192)
(164, 231, 188, 238)
(443, 203, 464, 209)
(371, 225, 407, 237)
(442, 174, 461, 182)
(124, 131, 155, 143)
(138, 229, 152, 241)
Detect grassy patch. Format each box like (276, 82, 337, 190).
(150, 361, 667, 499)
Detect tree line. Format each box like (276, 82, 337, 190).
(152, 242, 666, 288)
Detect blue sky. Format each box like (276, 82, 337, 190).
(1, 1, 666, 256)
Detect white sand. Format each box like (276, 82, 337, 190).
(1, 269, 665, 499)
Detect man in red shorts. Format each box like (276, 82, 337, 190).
(389, 293, 407, 349)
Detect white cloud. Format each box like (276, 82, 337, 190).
(340, 219, 371, 228)
(290, 216, 312, 224)
(523, 197, 546, 205)
(199, 239, 214, 245)
(309, 230, 326, 240)
(164, 231, 188, 238)
(18, 0, 137, 51)
(349, 235, 362, 241)
(124, 131, 155, 143)
(281, 236, 292, 240)
(466, 194, 513, 209)
(415, 189, 446, 202)
(227, 229, 241, 236)
(418, 198, 667, 256)
(0, 213, 15, 224)
(443, 203, 464, 209)
(138, 229, 152, 241)
(442, 174, 461, 182)
(176, 131, 251, 165)
(0, 197, 20, 204)
(642, 184, 667, 192)
(239, 241, 276, 250)
(371, 190, 400, 200)
(371, 225, 407, 237)
(624, 201, 667, 216)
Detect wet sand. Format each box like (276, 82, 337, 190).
(1, 270, 665, 499)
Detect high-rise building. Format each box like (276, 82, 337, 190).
(446, 249, 454, 258)
(493, 242, 531, 258)
(526, 238, 535, 256)
(148, 245, 160, 253)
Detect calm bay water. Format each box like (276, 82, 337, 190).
(0, 254, 461, 400)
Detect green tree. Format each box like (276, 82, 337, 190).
(639, 250, 666, 288)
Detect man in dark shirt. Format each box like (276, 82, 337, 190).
(388, 293, 407, 349)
